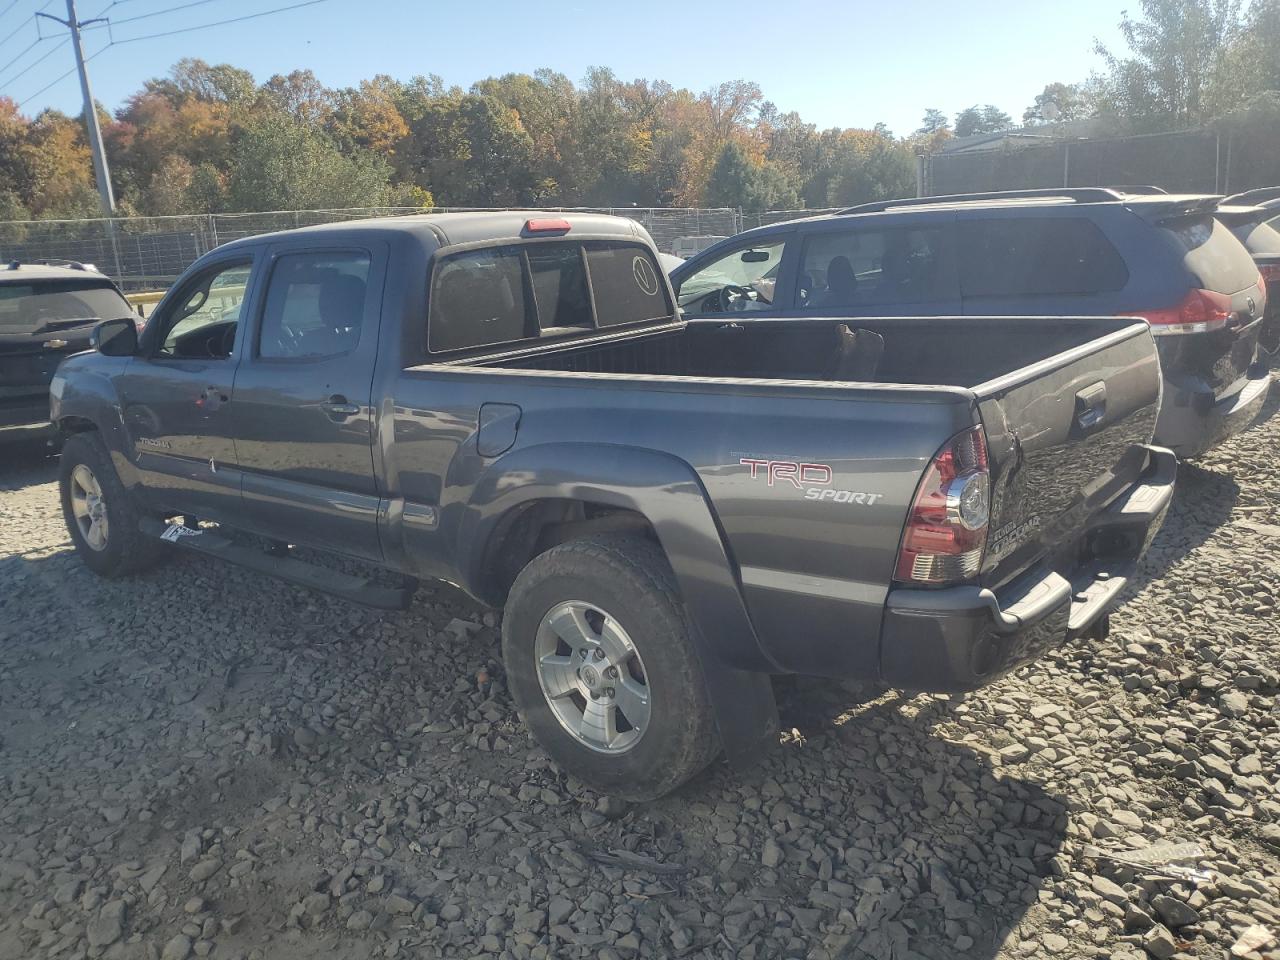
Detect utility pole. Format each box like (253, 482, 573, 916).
(39, 0, 122, 279)
(40, 0, 114, 215)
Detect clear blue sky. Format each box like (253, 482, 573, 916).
(2, 0, 1128, 135)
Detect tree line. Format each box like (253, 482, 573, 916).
(1, 0, 1277, 222)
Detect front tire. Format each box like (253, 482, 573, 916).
(59, 433, 166, 577)
(502, 536, 719, 800)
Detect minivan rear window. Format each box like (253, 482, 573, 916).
(958, 218, 1129, 297)
(1163, 216, 1260, 293)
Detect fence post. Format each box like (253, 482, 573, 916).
(1224, 131, 1233, 194)
(106, 219, 123, 282)
(208, 213, 218, 252)
(1063, 143, 1070, 188)
(916, 155, 926, 197)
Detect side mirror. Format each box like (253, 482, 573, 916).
(740, 249, 770, 263)
(91, 318, 138, 357)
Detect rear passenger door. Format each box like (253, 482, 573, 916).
(787, 217, 960, 317)
(226, 242, 387, 561)
(956, 213, 1130, 317)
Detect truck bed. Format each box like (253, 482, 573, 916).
(475, 315, 1128, 390)
(397, 313, 1162, 681)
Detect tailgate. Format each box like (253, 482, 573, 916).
(974, 319, 1162, 590)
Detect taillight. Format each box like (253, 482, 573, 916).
(894, 426, 990, 585)
(1122, 288, 1233, 336)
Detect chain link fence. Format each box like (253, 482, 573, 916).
(926, 127, 1280, 198)
(0, 206, 744, 291)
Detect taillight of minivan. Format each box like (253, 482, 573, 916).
(1122, 288, 1234, 336)
(894, 426, 991, 585)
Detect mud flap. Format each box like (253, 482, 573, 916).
(692, 636, 780, 771)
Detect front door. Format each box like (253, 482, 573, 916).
(118, 255, 259, 522)
(225, 243, 384, 560)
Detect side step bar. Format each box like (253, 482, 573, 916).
(140, 518, 417, 611)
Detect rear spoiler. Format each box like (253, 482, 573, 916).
(1124, 194, 1223, 224)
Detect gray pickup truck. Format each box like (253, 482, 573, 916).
(51, 212, 1175, 799)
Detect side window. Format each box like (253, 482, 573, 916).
(674, 239, 786, 314)
(585, 243, 673, 327)
(798, 227, 945, 308)
(428, 247, 531, 353)
(958, 219, 1129, 297)
(258, 251, 372, 360)
(157, 261, 253, 359)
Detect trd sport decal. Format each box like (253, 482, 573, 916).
(739, 458, 884, 505)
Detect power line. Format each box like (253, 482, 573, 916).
(0, 34, 41, 74)
(15, 0, 329, 110)
(0, 17, 31, 50)
(85, 0, 224, 29)
(105, 0, 326, 45)
(0, 34, 65, 87)
(15, 36, 101, 106)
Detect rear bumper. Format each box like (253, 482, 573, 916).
(879, 445, 1176, 694)
(1154, 365, 1272, 458)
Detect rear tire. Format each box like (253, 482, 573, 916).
(502, 535, 719, 800)
(59, 433, 166, 578)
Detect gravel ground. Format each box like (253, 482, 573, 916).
(1, 393, 1278, 960)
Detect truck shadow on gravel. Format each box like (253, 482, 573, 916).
(1120, 458, 1241, 602)
(0, 440, 59, 491)
(650, 676, 1068, 959)
(0, 539, 1063, 960)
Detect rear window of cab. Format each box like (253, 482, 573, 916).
(427, 240, 673, 354)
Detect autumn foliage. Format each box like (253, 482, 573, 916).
(0, 60, 918, 220)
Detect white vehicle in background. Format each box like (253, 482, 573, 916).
(671, 235, 727, 259)
(657, 252, 685, 274)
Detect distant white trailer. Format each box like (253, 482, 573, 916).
(670, 235, 726, 259)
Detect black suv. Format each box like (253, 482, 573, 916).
(0, 261, 137, 443)
(669, 188, 1272, 458)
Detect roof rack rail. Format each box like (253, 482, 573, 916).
(29, 258, 97, 271)
(1223, 185, 1280, 206)
(837, 187, 1127, 215)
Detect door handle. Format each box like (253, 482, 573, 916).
(321, 395, 361, 419)
(1074, 382, 1107, 432)
(199, 385, 228, 412)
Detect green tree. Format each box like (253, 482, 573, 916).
(703, 142, 797, 210)
(1207, 0, 1280, 116)
(1094, 0, 1244, 130)
(261, 69, 333, 124)
(227, 112, 395, 210)
(915, 108, 950, 135)
(953, 104, 1012, 137)
(822, 131, 915, 207)
(1023, 82, 1094, 124)
(411, 93, 538, 205)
